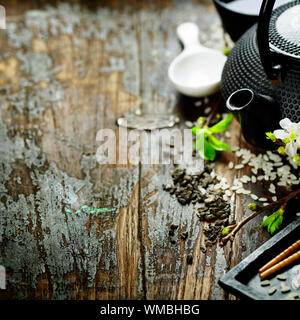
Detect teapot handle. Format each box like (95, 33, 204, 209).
(257, 0, 280, 80)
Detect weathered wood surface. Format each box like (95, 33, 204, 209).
(0, 0, 270, 300)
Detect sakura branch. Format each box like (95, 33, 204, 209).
(221, 118, 300, 245)
(220, 188, 300, 246)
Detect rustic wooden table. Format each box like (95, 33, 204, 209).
(0, 0, 270, 300)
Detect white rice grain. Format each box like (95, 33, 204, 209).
(250, 194, 259, 200)
(259, 197, 268, 202)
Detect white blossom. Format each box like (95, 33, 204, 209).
(273, 118, 300, 157)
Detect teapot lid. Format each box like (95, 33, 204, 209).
(269, 0, 300, 59)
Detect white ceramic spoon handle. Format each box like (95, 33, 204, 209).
(176, 22, 204, 50)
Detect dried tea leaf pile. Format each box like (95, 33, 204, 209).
(163, 163, 232, 245)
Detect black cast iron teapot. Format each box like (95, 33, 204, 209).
(221, 0, 300, 149)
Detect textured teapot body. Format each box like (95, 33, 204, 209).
(221, 25, 300, 124)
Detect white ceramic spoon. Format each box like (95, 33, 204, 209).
(168, 22, 227, 97)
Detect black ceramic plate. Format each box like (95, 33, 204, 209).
(219, 217, 300, 300)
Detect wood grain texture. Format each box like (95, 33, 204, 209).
(0, 0, 270, 300)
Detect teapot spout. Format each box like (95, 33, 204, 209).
(226, 88, 255, 113)
(226, 88, 281, 150)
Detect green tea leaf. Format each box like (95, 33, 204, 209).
(203, 139, 216, 161)
(191, 115, 232, 162)
(191, 126, 202, 135)
(195, 130, 205, 151)
(209, 113, 233, 133)
(195, 130, 216, 161)
(207, 133, 231, 151)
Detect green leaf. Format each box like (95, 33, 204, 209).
(195, 131, 216, 161)
(208, 113, 233, 133)
(191, 126, 202, 135)
(268, 214, 283, 235)
(195, 130, 205, 151)
(273, 215, 283, 234)
(266, 132, 276, 142)
(203, 139, 216, 161)
(192, 117, 232, 161)
(261, 211, 283, 235)
(261, 212, 277, 228)
(206, 133, 231, 151)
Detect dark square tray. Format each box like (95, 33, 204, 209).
(219, 217, 300, 300)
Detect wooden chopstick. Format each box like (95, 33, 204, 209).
(259, 250, 300, 280)
(259, 238, 300, 274)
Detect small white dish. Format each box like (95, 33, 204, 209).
(168, 22, 227, 97)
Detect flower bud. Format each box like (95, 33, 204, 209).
(293, 154, 300, 165)
(266, 132, 276, 142)
(282, 137, 290, 144)
(248, 203, 257, 211)
(222, 226, 230, 236)
(196, 116, 205, 127)
(277, 146, 285, 155)
(222, 47, 231, 56)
